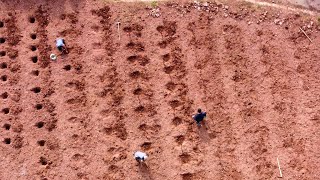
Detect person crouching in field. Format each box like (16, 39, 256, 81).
(192, 108, 206, 127)
(56, 38, 68, 54)
(134, 151, 148, 163)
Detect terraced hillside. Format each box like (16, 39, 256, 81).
(0, 0, 319, 179)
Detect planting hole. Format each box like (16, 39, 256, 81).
(134, 105, 145, 112)
(1, 92, 8, 99)
(31, 70, 39, 76)
(127, 55, 137, 62)
(0, 62, 7, 69)
(0, 21, 3, 28)
(133, 87, 142, 95)
(35, 104, 43, 110)
(4, 138, 11, 144)
(37, 140, 45, 146)
(172, 117, 182, 126)
(0, 51, 6, 56)
(1, 75, 7, 81)
(31, 87, 41, 93)
(162, 53, 170, 61)
(0, 38, 5, 43)
(3, 123, 11, 130)
(2, 108, 9, 114)
(63, 65, 71, 71)
(36, 121, 44, 128)
(30, 45, 37, 51)
(31, 56, 38, 63)
(30, 33, 37, 39)
(39, 157, 48, 165)
(29, 17, 35, 23)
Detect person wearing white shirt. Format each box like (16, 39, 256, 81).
(55, 38, 68, 54)
(134, 151, 148, 163)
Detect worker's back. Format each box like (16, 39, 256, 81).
(56, 38, 64, 47)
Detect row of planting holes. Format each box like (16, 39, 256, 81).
(1, 19, 10, 143)
(1, 17, 46, 152)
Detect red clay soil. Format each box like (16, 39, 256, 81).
(0, 0, 320, 179)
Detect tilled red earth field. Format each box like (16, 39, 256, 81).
(0, 0, 320, 179)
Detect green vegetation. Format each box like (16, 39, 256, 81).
(151, 1, 158, 8)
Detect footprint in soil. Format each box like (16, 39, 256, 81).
(133, 87, 154, 97)
(113, 125, 128, 140)
(162, 53, 170, 61)
(172, 117, 183, 126)
(175, 135, 185, 145)
(139, 57, 150, 66)
(66, 80, 85, 91)
(140, 141, 152, 151)
(71, 153, 85, 161)
(65, 95, 87, 106)
(129, 70, 142, 79)
(181, 173, 194, 180)
(134, 105, 145, 112)
(103, 125, 128, 140)
(123, 24, 143, 37)
(163, 65, 175, 74)
(127, 55, 150, 66)
(165, 81, 176, 91)
(138, 123, 161, 134)
(156, 22, 177, 37)
(179, 153, 191, 163)
(158, 40, 168, 49)
(169, 99, 183, 108)
(134, 104, 157, 116)
(133, 87, 143, 95)
(126, 42, 145, 52)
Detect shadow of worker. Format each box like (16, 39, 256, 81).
(138, 162, 153, 180)
(198, 120, 211, 142)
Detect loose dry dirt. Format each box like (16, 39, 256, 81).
(0, 0, 320, 179)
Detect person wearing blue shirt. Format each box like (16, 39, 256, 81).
(55, 38, 68, 54)
(192, 108, 206, 126)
